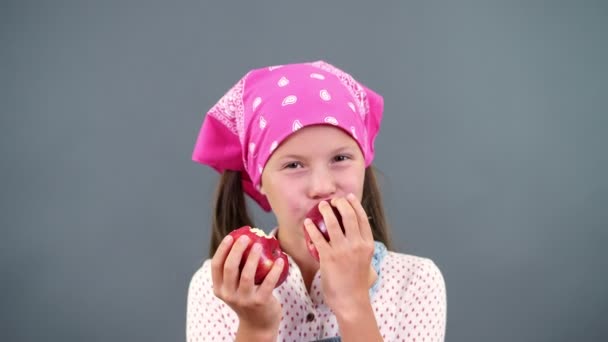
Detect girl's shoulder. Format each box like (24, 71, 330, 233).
(379, 250, 446, 292)
(384, 250, 441, 269)
(194, 257, 214, 275)
(187, 259, 214, 296)
(371, 250, 447, 339)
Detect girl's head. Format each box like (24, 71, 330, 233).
(192, 61, 391, 256)
(259, 124, 366, 241)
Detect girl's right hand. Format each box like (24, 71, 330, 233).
(210, 234, 285, 335)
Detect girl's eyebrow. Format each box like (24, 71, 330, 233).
(277, 146, 355, 160)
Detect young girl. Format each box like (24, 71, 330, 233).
(187, 61, 447, 342)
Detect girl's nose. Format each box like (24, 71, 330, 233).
(308, 168, 337, 200)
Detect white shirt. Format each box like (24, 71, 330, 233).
(187, 241, 447, 341)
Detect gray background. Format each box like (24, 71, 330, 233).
(2, 0, 607, 341)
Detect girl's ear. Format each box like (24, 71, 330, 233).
(258, 169, 267, 195)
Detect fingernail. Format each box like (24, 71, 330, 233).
(276, 259, 284, 267)
(223, 235, 233, 244)
(347, 193, 356, 200)
(252, 243, 262, 252)
(239, 236, 250, 245)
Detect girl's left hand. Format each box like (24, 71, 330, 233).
(303, 193, 377, 314)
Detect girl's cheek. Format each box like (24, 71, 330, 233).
(337, 176, 364, 198)
(283, 185, 308, 216)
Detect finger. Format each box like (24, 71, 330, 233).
(302, 223, 320, 261)
(223, 235, 251, 292)
(256, 258, 285, 298)
(319, 201, 346, 244)
(238, 242, 262, 292)
(347, 193, 374, 242)
(331, 196, 360, 240)
(304, 217, 330, 257)
(210, 235, 234, 289)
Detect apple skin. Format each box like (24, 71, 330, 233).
(228, 226, 289, 287)
(302, 203, 345, 261)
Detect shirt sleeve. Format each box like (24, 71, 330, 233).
(396, 257, 447, 342)
(186, 260, 236, 342)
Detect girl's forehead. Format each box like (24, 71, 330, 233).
(271, 125, 360, 156)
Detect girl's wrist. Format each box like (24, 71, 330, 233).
(329, 266, 377, 317)
(334, 300, 384, 342)
(235, 321, 279, 342)
(331, 293, 373, 318)
(334, 298, 376, 325)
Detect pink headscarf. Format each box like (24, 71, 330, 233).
(192, 60, 383, 211)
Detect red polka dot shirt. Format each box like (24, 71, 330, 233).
(187, 241, 446, 341)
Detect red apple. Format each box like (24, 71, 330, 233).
(302, 202, 345, 261)
(228, 226, 289, 287)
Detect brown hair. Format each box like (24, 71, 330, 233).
(208, 166, 392, 258)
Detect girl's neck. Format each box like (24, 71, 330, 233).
(276, 227, 319, 292)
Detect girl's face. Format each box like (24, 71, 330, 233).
(259, 125, 366, 238)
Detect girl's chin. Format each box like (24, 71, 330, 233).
(277, 222, 306, 238)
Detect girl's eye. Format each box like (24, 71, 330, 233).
(283, 162, 302, 169)
(333, 154, 351, 162)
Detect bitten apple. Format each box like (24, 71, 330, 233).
(302, 202, 345, 261)
(228, 226, 289, 287)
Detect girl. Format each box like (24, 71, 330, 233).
(187, 61, 446, 342)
